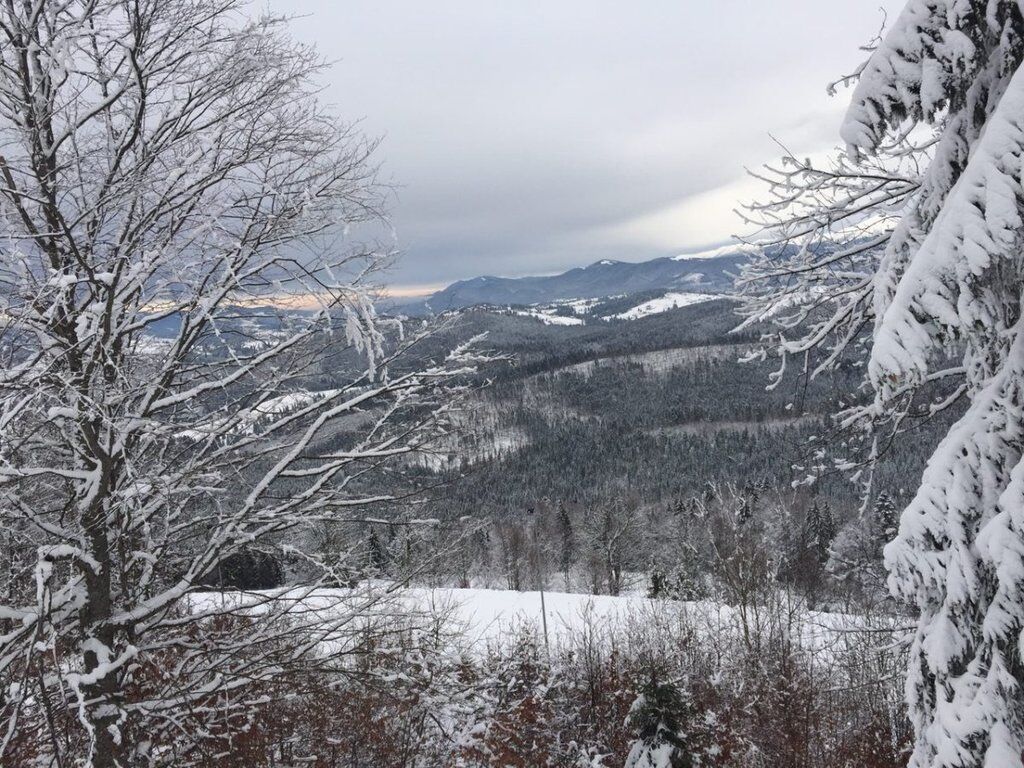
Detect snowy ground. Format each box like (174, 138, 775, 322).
(397, 587, 880, 653)
(409, 587, 654, 646)
(610, 292, 728, 320)
(511, 308, 586, 325)
(177, 387, 354, 440)
(501, 290, 733, 326)
(197, 585, 899, 660)
(410, 403, 530, 470)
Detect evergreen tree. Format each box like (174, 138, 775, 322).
(647, 562, 707, 602)
(665, 563, 709, 602)
(199, 548, 284, 590)
(624, 680, 692, 768)
(367, 529, 389, 575)
(845, 8, 1024, 766)
(557, 503, 576, 589)
(806, 501, 835, 565)
(870, 491, 898, 544)
(648, 565, 668, 599)
(742, 3, 1024, 764)
(777, 502, 834, 607)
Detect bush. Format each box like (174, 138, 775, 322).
(199, 549, 284, 590)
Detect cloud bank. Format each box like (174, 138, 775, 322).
(271, 0, 903, 291)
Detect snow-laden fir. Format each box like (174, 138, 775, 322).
(741, 2, 1024, 765)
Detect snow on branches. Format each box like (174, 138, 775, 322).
(741, 2, 1024, 766)
(0, 1, 486, 765)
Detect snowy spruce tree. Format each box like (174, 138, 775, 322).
(741, 2, 1024, 766)
(624, 680, 692, 768)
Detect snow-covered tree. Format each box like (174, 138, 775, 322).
(0, 2, 480, 765)
(623, 680, 692, 768)
(829, 492, 898, 602)
(584, 500, 643, 596)
(557, 503, 576, 589)
(742, 2, 1024, 765)
(777, 500, 836, 607)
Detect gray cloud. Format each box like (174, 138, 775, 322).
(270, 0, 904, 289)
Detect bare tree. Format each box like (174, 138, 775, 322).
(734, 137, 961, 494)
(0, 2, 480, 765)
(583, 499, 642, 596)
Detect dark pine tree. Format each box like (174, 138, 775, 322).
(624, 679, 693, 768)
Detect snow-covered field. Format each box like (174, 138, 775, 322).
(397, 587, 881, 653)
(410, 587, 655, 646)
(177, 387, 352, 440)
(504, 290, 730, 326)
(198, 585, 897, 659)
(413, 425, 529, 471)
(511, 308, 585, 325)
(611, 292, 727, 320)
(410, 402, 531, 470)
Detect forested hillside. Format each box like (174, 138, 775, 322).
(327, 298, 959, 606)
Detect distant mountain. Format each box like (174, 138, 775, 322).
(397, 245, 754, 315)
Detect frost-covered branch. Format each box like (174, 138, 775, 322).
(0, 2, 485, 765)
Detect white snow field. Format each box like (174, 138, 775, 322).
(195, 585, 896, 659)
(610, 292, 728, 320)
(511, 308, 586, 325)
(396, 587, 883, 653)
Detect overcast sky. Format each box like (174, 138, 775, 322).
(269, 1, 903, 294)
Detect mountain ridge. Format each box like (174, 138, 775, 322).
(394, 245, 752, 315)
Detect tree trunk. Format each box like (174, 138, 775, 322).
(80, 458, 122, 767)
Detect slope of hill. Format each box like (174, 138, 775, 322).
(391, 296, 952, 525)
